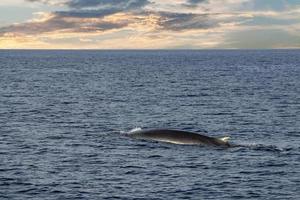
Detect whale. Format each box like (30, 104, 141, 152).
(128, 128, 232, 148)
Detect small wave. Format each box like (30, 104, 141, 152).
(233, 143, 284, 152)
(249, 144, 283, 152)
(148, 155, 163, 158)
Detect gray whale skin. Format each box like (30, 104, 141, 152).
(128, 128, 232, 147)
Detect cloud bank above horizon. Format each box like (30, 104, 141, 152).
(0, 0, 299, 49)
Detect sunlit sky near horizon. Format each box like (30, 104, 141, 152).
(0, 0, 299, 49)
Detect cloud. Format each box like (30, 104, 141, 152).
(1, 0, 300, 49)
(0, 0, 224, 36)
(0, 13, 129, 36)
(25, 0, 67, 6)
(183, 0, 207, 8)
(66, 0, 151, 10)
(0, 10, 220, 37)
(0, 0, 154, 36)
(26, 0, 151, 10)
(55, 8, 121, 18)
(157, 12, 217, 31)
(24, 0, 152, 19)
(0, 0, 255, 40)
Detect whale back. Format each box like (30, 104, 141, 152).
(128, 129, 231, 147)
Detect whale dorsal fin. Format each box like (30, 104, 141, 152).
(219, 136, 230, 142)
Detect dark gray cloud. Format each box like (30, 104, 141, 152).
(157, 12, 217, 31)
(187, 0, 206, 4)
(55, 8, 121, 18)
(66, 0, 150, 10)
(26, 0, 151, 19)
(26, 0, 151, 10)
(183, 0, 207, 8)
(66, 0, 122, 8)
(0, 15, 128, 36)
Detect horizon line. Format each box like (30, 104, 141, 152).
(1, 48, 299, 51)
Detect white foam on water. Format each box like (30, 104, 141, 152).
(128, 127, 142, 133)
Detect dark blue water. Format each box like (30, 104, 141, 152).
(0, 50, 299, 199)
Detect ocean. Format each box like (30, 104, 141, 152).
(0, 50, 299, 199)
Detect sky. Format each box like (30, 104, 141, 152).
(0, 0, 299, 49)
